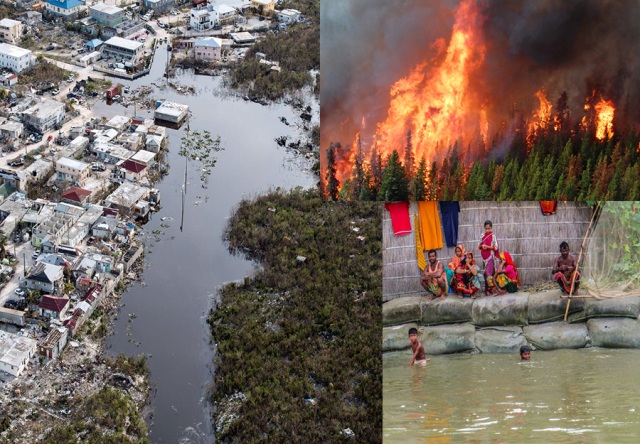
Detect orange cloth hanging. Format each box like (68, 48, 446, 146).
(418, 201, 443, 251)
(414, 214, 427, 270)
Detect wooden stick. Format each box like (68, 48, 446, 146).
(564, 202, 602, 321)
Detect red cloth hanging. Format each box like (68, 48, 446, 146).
(540, 201, 557, 216)
(385, 202, 412, 236)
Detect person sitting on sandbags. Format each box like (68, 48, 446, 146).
(552, 241, 580, 295)
(420, 249, 447, 302)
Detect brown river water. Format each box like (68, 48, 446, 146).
(384, 348, 640, 443)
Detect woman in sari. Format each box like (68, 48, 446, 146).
(448, 245, 479, 298)
(495, 251, 520, 294)
(479, 220, 499, 295)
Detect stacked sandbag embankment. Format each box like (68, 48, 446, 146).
(383, 292, 640, 354)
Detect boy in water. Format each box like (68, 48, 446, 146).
(408, 327, 427, 366)
(520, 345, 531, 361)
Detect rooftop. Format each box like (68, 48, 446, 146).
(0, 331, 36, 370)
(104, 36, 143, 51)
(57, 156, 89, 171)
(155, 101, 189, 118)
(22, 98, 64, 118)
(45, 0, 85, 10)
(218, 4, 236, 14)
(0, 18, 22, 27)
(194, 37, 222, 48)
(0, 43, 32, 58)
(39, 295, 69, 313)
(90, 3, 123, 14)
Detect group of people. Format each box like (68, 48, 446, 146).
(419, 220, 580, 300)
(419, 220, 520, 299)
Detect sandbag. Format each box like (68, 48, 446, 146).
(422, 323, 476, 355)
(383, 323, 417, 352)
(568, 297, 640, 323)
(475, 327, 527, 354)
(421, 296, 474, 326)
(523, 322, 590, 350)
(527, 291, 585, 324)
(587, 318, 640, 348)
(471, 293, 529, 327)
(383, 296, 424, 326)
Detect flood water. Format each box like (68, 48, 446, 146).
(384, 349, 640, 443)
(99, 46, 316, 442)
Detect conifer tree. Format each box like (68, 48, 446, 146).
(378, 150, 410, 202)
(325, 144, 340, 201)
(411, 157, 427, 201)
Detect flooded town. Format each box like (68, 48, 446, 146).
(0, 0, 319, 442)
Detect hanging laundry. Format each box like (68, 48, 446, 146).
(414, 214, 426, 270)
(385, 201, 412, 236)
(539, 201, 557, 216)
(439, 201, 460, 247)
(418, 201, 443, 251)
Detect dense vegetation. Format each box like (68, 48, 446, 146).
(230, 0, 319, 100)
(40, 387, 149, 444)
(326, 128, 640, 201)
(209, 188, 382, 443)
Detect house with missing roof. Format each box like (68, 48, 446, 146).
(38, 326, 69, 360)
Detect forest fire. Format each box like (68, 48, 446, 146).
(373, 0, 486, 164)
(321, 0, 640, 200)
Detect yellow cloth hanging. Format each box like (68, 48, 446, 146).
(414, 214, 426, 270)
(418, 201, 443, 251)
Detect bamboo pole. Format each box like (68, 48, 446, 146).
(564, 202, 602, 321)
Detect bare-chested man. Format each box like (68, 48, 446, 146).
(552, 241, 580, 295)
(420, 249, 447, 301)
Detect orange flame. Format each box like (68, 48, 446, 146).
(372, 0, 486, 166)
(526, 88, 553, 146)
(594, 97, 615, 141)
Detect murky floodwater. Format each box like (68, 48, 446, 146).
(99, 47, 316, 442)
(384, 349, 640, 443)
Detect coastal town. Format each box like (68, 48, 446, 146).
(0, 0, 315, 441)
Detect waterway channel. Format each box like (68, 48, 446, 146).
(96, 45, 316, 442)
(384, 349, 640, 443)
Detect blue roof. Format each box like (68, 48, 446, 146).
(194, 37, 221, 48)
(86, 39, 103, 48)
(46, 0, 84, 10)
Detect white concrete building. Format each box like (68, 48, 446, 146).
(89, 3, 125, 27)
(20, 98, 64, 133)
(277, 9, 301, 23)
(0, 331, 37, 377)
(217, 4, 237, 24)
(0, 19, 23, 44)
(190, 8, 213, 31)
(154, 101, 188, 124)
(0, 43, 34, 73)
(55, 157, 91, 186)
(101, 36, 143, 63)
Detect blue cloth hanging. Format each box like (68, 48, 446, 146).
(439, 201, 460, 248)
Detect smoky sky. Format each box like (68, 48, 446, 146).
(321, 0, 640, 157)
